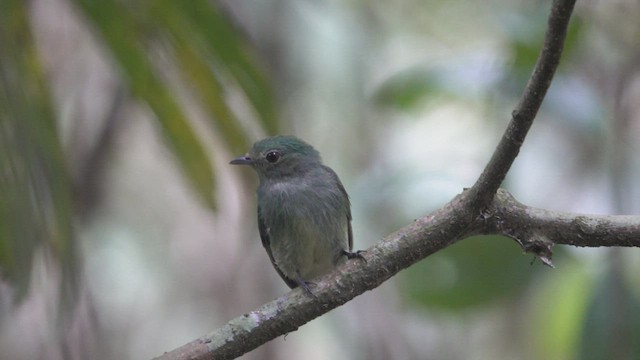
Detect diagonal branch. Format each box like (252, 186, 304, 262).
(154, 0, 585, 359)
(153, 192, 479, 360)
(155, 190, 640, 360)
(468, 0, 577, 209)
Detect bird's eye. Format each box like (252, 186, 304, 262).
(265, 151, 280, 163)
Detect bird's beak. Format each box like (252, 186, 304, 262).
(230, 155, 253, 165)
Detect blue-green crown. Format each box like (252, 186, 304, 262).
(251, 135, 321, 161)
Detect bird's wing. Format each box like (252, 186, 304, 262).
(339, 181, 354, 251)
(257, 204, 298, 289)
(327, 166, 353, 251)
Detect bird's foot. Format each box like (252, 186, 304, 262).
(342, 249, 367, 262)
(295, 277, 318, 300)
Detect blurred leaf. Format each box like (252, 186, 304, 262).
(72, 0, 280, 207)
(503, 7, 583, 87)
(0, 0, 78, 302)
(529, 261, 590, 360)
(402, 235, 543, 310)
(373, 68, 446, 110)
(578, 267, 640, 360)
(73, 0, 217, 208)
(170, 1, 279, 136)
(372, 62, 490, 111)
(149, 0, 249, 153)
(502, 7, 548, 73)
(560, 17, 583, 67)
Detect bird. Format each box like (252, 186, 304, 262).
(230, 135, 363, 295)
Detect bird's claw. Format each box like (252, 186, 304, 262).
(342, 249, 367, 262)
(296, 278, 318, 300)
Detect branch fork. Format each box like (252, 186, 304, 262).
(152, 1, 640, 359)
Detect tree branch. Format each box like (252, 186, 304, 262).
(469, 0, 576, 208)
(473, 189, 640, 267)
(153, 190, 475, 360)
(151, 0, 626, 359)
(155, 189, 640, 360)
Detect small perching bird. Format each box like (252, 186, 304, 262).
(230, 135, 363, 295)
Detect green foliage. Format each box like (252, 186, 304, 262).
(166, 1, 278, 136)
(403, 235, 543, 310)
(72, 0, 278, 208)
(503, 7, 584, 87)
(525, 260, 590, 359)
(373, 68, 447, 110)
(0, 0, 77, 301)
(578, 268, 640, 359)
(529, 262, 590, 359)
(0, 0, 278, 302)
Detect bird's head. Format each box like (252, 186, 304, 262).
(230, 135, 322, 181)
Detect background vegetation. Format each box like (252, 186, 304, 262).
(1, 0, 639, 359)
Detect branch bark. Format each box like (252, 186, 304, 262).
(468, 0, 576, 209)
(150, 0, 640, 359)
(155, 189, 640, 360)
